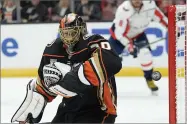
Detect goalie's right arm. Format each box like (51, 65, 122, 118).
(36, 57, 57, 102)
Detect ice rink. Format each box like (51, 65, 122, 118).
(1, 77, 185, 123)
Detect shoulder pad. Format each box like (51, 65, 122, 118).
(117, 1, 135, 18)
(143, 0, 156, 8)
(86, 34, 109, 50)
(121, 1, 129, 8)
(87, 34, 107, 44)
(43, 38, 64, 54)
(46, 38, 62, 48)
(82, 34, 94, 40)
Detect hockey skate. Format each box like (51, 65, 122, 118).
(147, 80, 159, 95)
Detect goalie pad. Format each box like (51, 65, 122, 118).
(11, 79, 47, 123)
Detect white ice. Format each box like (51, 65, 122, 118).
(1, 77, 185, 123)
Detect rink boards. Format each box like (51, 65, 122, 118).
(1, 22, 182, 77)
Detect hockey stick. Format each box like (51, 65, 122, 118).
(119, 37, 166, 57)
(141, 37, 166, 49)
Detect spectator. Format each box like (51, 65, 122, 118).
(116, 0, 125, 7)
(21, 0, 48, 23)
(102, 0, 124, 7)
(2, 0, 18, 23)
(50, 0, 71, 22)
(0, 2, 2, 22)
(175, 0, 186, 5)
(76, 0, 101, 21)
(101, 0, 117, 21)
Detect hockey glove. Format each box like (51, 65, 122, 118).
(11, 79, 47, 124)
(43, 62, 78, 97)
(127, 43, 138, 58)
(43, 63, 64, 88)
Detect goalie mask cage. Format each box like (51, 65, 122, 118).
(168, 5, 187, 124)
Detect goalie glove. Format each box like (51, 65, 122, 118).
(43, 62, 78, 97)
(43, 63, 64, 88)
(11, 79, 47, 124)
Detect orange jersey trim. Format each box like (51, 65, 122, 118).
(103, 82, 116, 115)
(43, 54, 65, 58)
(84, 61, 100, 86)
(36, 84, 55, 102)
(88, 39, 107, 46)
(69, 48, 88, 56)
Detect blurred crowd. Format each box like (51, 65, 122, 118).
(0, 0, 186, 23)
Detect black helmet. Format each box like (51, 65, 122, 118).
(59, 13, 87, 47)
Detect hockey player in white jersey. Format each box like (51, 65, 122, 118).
(109, 0, 168, 94)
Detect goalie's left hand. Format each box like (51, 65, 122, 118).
(43, 62, 71, 88)
(11, 79, 47, 123)
(43, 62, 78, 97)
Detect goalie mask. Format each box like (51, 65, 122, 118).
(59, 13, 87, 47)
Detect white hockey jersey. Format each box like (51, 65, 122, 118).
(110, 0, 168, 46)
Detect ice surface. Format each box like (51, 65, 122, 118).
(1, 77, 185, 123)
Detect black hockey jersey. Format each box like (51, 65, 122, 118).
(36, 34, 122, 115)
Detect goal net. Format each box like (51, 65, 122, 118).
(168, 5, 187, 124)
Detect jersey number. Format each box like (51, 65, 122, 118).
(90, 42, 111, 50)
(101, 42, 111, 50)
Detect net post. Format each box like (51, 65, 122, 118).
(185, 3, 187, 124)
(168, 5, 177, 124)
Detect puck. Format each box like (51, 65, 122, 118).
(152, 71, 162, 81)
